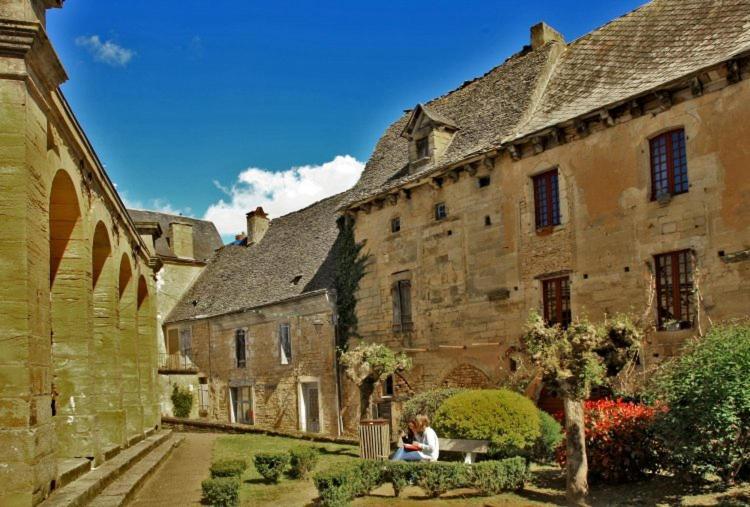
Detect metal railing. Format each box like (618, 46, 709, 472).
(158, 350, 199, 373)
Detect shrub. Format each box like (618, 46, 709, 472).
(354, 460, 386, 496)
(289, 446, 319, 479)
(386, 461, 417, 497)
(467, 457, 528, 495)
(171, 384, 193, 418)
(433, 389, 541, 458)
(531, 411, 563, 463)
(650, 323, 750, 483)
(399, 388, 465, 428)
(201, 477, 239, 507)
(253, 452, 290, 483)
(313, 460, 385, 507)
(416, 462, 465, 498)
(210, 459, 247, 478)
(556, 399, 662, 484)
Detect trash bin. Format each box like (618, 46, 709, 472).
(358, 419, 390, 460)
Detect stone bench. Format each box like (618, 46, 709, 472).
(438, 438, 490, 464)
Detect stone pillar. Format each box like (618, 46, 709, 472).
(118, 256, 143, 442)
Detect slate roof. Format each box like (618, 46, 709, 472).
(347, 0, 750, 206)
(127, 209, 223, 263)
(165, 192, 346, 323)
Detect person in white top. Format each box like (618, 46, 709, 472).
(391, 414, 440, 462)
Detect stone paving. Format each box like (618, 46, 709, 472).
(129, 432, 217, 507)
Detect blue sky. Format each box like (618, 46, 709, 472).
(47, 0, 643, 239)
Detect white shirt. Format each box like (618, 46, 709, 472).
(416, 427, 439, 461)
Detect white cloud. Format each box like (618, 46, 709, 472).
(75, 35, 135, 67)
(204, 155, 364, 237)
(120, 192, 192, 217)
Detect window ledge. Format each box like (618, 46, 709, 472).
(535, 224, 564, 236)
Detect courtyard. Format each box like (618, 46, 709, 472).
(130, 432, 750, 507)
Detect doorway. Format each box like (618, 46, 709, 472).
(300, 382, 320, 433)
(230, 386, 254, 425)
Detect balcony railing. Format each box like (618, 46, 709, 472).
(158, 350, 199, 374)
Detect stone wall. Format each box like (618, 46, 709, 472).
(0, 2, 161, 504)
(351, 75, 750, 416)
(165, 291, 343, 436)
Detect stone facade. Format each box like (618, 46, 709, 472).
(347, 28, 750, 418)
(0, 1, 161, 505)
(165, 291, 341, 435)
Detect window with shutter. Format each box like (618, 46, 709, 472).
(235, 329, 246, 368)
(650, 129, 688, 200)
(654, 250, 694, 330)
(279, 324, 292, 365)
(533, 169, 561, 229)
(392, 279, 413, 332)
(542, 276, 571, 328)
(179, 327, 192, 358)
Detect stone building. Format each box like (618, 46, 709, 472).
(0, 1, 162, 504)
(165, 196, 346, 436)
(343, 0, 750, 419)
(128, 210, 223, 417)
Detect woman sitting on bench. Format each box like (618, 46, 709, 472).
(391, 414, 439, 462)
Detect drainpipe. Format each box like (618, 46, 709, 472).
(328, 291, 344, 437)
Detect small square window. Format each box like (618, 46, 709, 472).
(435, 203, 447, 221)
(484, 216, 492, 226)
(391, 217, 401, 233)
(416, 138, 430, 159)
(478, 176, 491, 188)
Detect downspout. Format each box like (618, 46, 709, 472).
(329, 291, 344, 437)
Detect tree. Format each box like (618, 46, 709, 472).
(521, 312, 642, 505)
(340, 343, 412, 419)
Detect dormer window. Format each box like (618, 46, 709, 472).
(402, 104, 459, 166)
(416, 138, 430, 159)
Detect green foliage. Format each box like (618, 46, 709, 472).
(650, 323, 750, 483)
(288, 446, 319, 479)
(339, 343, 412, 386)
(201, 477, 240, 507)
(209, 459, 247, 478)
(312, 460, 386, 507)
(466, 457, 529, 495)
(385, 461, 416, 497)
(334, 215, 368, 349)
(433, 389, 541, 458)
(171, 384, 193, 418)
(532, 411, 564, 463)
(399, 388, 466, 428)
(521, 311, 642, 400)
(253, 452, 290, 483)
(416, 462, 466, 498)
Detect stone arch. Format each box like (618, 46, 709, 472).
(91, 221, 124, 449)
(118, 254, 142, 439)
(49, 169, 93, 458)
(440, 363, 492, 389)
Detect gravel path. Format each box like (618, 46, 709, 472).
(129, 432, 217, 507)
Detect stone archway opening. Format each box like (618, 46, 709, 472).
(440, 363, 492, 389)
(49, 170, 92, 458)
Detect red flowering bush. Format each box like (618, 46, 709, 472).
(556, 399, 663, 484)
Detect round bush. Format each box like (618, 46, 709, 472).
(210, 459, 247, 478)
(400, 388, 465, 428)
(253, 452, 290, 483)
(532, 410, 563, 463)
(556, 399, 662, 484)
(651, 323, 750, 483)
(289, 446, 319, 479)
(201, 477, 239, 507)
(432, 389, 541, 458)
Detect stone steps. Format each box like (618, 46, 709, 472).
(87, 435, 182, 507)
(40, 430, 174, 507)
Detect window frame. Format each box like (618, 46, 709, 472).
(654, 250, 694, 331)
(416, 137, 430, 159)
(434, 202, 447, 221)
(542, 276, 571, 328)
(650, 128, 688, 201)
(179, 327, 192, 359)
(279, 323, 292, 365)
(392, 279, 413, 332)
(391, 217, 401, 233)
(235, 328, 247, 368)
(532, 169, 561, 230)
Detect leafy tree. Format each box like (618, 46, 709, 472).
(340, 343, 412, 419)
(521, 312, 641, 505)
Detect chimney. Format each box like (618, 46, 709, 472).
(170, 222, 194, 259)
(530, 22, 565, 50)
(246, 207, 269, 245)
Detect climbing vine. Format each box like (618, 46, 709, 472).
(334, 214, 368, 351)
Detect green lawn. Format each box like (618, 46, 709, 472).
(212, 433, 750, 506)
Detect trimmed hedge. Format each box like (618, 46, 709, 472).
(400, 388, 466, 427)
(433, 389, 541, 458)
(201, 477, 240, 507)
(289, 446, 319, 479)
(253, 452, 290, 483)
(313, 457, 528, 506)
(210, 459, 247, 478)
(532, 411, 563, 463)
